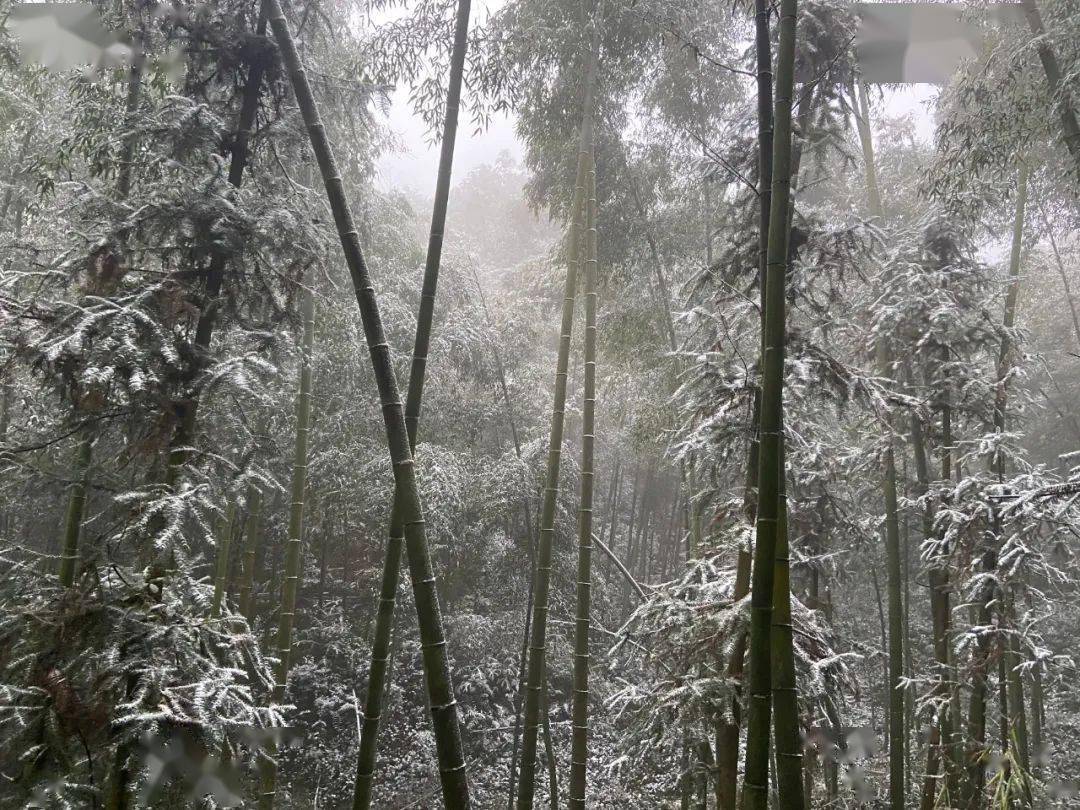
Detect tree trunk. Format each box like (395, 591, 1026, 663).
(741, 0, 802, 800)
(238, 485, 265, 622)
(468, 268, 544, 810)
(1038, 207, 1080, 353)
(623, 459, 642, 562)
(165, 4, 270, 486)
(516, 33, 598, 810)
(541, 684, 559, 810)
(1019, 0, 1080, 180)
(508, 507, 540, 810)
(855, 77, 904, 810)
(211, 502, 237, 618)
(882, 431, 905, 810)
(0, 127, 32, 225)
(60, 42, 146, 590)
(1030, 655, 1044, 776)
(967, 161, 1028, 809)
(259, 282, 315, 809)
(771, 440, 806, 809)
(716, 548, 750, 810)
(872, 568, 890, 753)
(1005, 592, 1031, 805)
(347, 2, 473, 807)
(910, 393, 957, 810)
(317, 511, 330, 610)
(716, 1, 774, 801)
(569, 149, 599, 809)
(596, 456, 622, 579)
(58, 434, 93, 587)
(269, 0, 482, 791)
(903, 488, 914, 787)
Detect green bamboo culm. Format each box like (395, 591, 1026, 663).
(265, 1, 471, 805)
(210, 501, 237, 618)
(740, 0, 799, 802)
(237, 484, 264, 622)
(351, 2, 471, 807)
(911, 395, 958, 810)
(1002, 171, 1031, 799)
(771, 442, 805, 806)
(258, 282, 315, 809)
(516, 37, 598, 810)
(716, 0, 775, 801)
(854, 78, 904, 810)
(854, 81, 884, 221)
(58, 433, 93, 587)
(1004, 590, 1032, 806)
(881, 411, 905, 810)
(60, 39, 145, 591)
(988, 162, 1031, 806)
(568, 150, 599, 810)
(1019, 0, 1080, 180)
(478, 256, 558, 808)
(99, 48, 146, 810)
(965, 162, 1028, 808)
(994, 161, 1029, 473)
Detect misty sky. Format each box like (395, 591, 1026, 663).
(375, 83, 940, 198)
(375, 92, 521, 195)
(372, 0, 941, 198)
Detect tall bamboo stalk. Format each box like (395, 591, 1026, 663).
(1030, 651, 1044, 775)
(211, 502, 237, 618)
(1040, 203, 1080, 351)
(515, 33, 598, 810)
(881, 418, 905, 810)
(58, 434, 93, 587)
(60, 42, 145, 592)
(465, 268, 550, 810)
(351, 2, 471, 806)
(258, 282, 315, 809)
(1004, 590, 1031, 806)
(508, 517, 539, 810)
(715, 2, 775, 801)
(317, 511, 331, 609)
(569, 151, 599, 809)
(771, 440, 805, 809)
(994, 162, 1028, 473)
(871, 567, 890, 743)
(740, 0, 800, 801)
(911, 393, 958, 810)
(854, 78, 904, 809)
(941, 363, 965, 803)
(1019, 0, 1080, 180)
(0, 128, 31, 225)
(715, 544, 750, 810)
(999, 164, 1032, 803)
(854, 82, 883, 221)
(966, 162, 1028, 808)
(237, 484, 264, 622)
(266, 1, 470, 803)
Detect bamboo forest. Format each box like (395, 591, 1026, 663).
(5, 0, 1080, 806)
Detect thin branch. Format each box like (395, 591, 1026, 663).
(592, 531, 650, 601)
